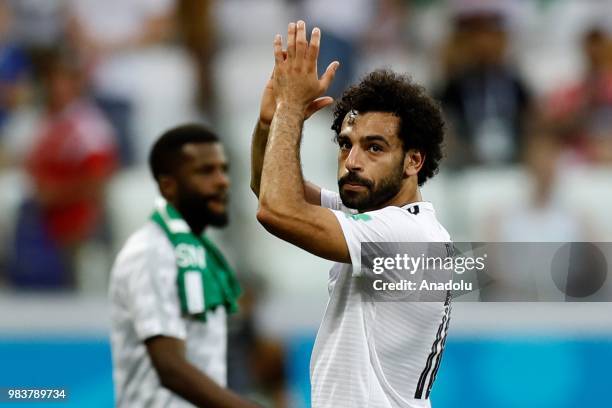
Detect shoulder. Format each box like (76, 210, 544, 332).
(122, 221, 171, 254)
(111, 222, 174, 279)
(334, 205, 418, 243)
(365, 203, 450, 242)
(361, 204, 419, 223)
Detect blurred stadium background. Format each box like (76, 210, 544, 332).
(1, 0, 612, 407)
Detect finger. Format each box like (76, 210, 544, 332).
(269, 51, 289, 79)
(319, 61, 340, 92)
(295, 20, 307, 65)
(305, 96, 334, 119)
(273, 34, 283, 66)
(307, 27, 320, 72)
(266, 67, 275, 90)
(287, 22, 296, 62)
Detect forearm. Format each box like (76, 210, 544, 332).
(252, 118, 321, 205)
(250, 120, 270, 196)
(259, 103, 307, 213)
(159, 360, 258, 408)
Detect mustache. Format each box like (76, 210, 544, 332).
(181, 191, 229, 207)
(338, 172, 373, 189)
(204, 192, 228, 202)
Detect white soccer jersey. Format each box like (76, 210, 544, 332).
(109, 221, 227, 408)
(311, 189, 452, 408)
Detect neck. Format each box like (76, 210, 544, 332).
(389, 187, 422, 208)
(168, 199, 207, 235)
(186, 219, 206, 236)
(391, 176, 422, 206)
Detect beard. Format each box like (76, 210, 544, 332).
(338, 161, 404, 212)
(175, 186, 229, 229)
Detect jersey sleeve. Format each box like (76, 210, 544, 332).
(331, 207, 419, 277)
(320, 188, 358, 214)
(320, 188, 343, 210)
(121, 238, 187, 342)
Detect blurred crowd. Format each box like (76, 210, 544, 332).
(0, 0, 215, 289)
(0, 0, 611, 405)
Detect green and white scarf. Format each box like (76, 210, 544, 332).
(151, 199, 241, 321)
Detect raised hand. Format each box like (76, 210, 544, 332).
(272, 21, 339, 115)
(259, 72, 335, 127)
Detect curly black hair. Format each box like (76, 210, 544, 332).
(332, 69, 445, 186)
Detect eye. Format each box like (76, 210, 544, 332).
(368, 144, 383, 153)
(199, 165, 215, 175)
(339, 141, 351, 151)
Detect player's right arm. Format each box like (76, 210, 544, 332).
(146, 336, 259, 408)
(250, 68, 332, 205)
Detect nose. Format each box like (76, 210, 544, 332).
(216, 169, 230, 190)
(345, 146, 364, 173)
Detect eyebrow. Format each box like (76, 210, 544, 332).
(363, 135, 391, 147)
(193, 160, 229, 170)
(336, 133, 392, 147)
(335, 133, 349, 143)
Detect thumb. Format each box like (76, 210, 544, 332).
(305, 96, 334, 119)
(319, 61, 340, 93)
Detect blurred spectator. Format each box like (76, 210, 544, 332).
(358, 0, 425, 83)
(439, 5, 532, 168)
(0, 0, 31, 157)
(7, 51, 117, 290)
(486, 134, 592, 242)
(67, 0, 176, 167)
(176, 0, 217, 120)
(543, 23, 612, 164)
(364, 0, 408, 53)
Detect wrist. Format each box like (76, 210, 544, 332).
(275, 100, 307, 119)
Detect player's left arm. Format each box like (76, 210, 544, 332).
(257, 21, 349, 263)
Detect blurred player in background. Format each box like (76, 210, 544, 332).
(109, 124, 258, 407)
(252, 21, 451, 408)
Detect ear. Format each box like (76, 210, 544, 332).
(404, 149, 425, 179)
(158, 175, 178, 201)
